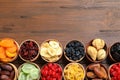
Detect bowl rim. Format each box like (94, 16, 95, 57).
(64, 40, 86, 63)
(40, 39, 63, 62)
(41, 62, 63, 80)
(19, 39, 40, 62)
(86, 63, 108, 80)
(18, 62, 40, 80)
(86, 39, 108, 63)
(0, 38, 19, 63)
(63, 62, 85, 80)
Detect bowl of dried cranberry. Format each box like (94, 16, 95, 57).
(41, 63, 62, 80)
(64, 40, 85, 62)
(109, 42, 120, 62)
(108, 63, 120, 80)
(19, 39, 39, 62)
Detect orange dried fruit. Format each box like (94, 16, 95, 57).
(0, 57, 12, 63)
(6, 44, 17, 53)
(0, 38, 14, 48)
(0, 47, 6, 59)
(6, 50, 17, 58)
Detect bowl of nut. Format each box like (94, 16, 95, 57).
(40, 39, 63, 62)
(64, 40, 85, 62)
(19, 39, 39, 62)
(86, 63, 108, 80)
(41, 63, 62, 80)
(0, 38, 19, 63)
(0, 63, 18, 80)
(63, 63, 85, 80)
(18, 62, 40, 80)
(86, 38, 108, 62)
(109, 42, 120, 62)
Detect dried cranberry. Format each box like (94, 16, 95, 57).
(19, 40, 39, 61)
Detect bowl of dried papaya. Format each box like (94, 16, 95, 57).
(0, 38, 19, 63)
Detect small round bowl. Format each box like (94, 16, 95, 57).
(109, 42, 120, 62)
(41, 63, 62, 80)
(0, 63, 18, 80)
(0, 38, 19, 63)
(18, 62, 40, 80)
(86, 63, 108, 80)
(19, 39, 39, 62)
(108, 62, 120, 80)
(64, 40, 85, 62)
(40, 39, 63, 62)
(86, 39, 108, 63)
(63, 63, 85, 80)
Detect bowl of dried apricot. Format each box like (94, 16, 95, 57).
(0, 38, 19, 63)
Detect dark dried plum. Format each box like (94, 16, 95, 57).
(110, 42, 120, 61)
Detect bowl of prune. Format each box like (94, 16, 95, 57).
(19, 39, 39, 62)
(109, 42, 120, 62)
(0, 63, 18, 80)
(86, 38, 108, 62)
(64, 40, 85, 62)
(86, 63, 108, 80)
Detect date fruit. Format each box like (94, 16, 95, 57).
(0, 64, 15, 80)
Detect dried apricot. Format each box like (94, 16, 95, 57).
(6, 44, 17, 53)
(0, 57, 12, 62)
(6, 50, 17, 58)
(0, 47, 6, 59)
(0, 38, 14, 48)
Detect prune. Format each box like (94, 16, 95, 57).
(65, 40, 85, 61)
(110, 42, 120, 61)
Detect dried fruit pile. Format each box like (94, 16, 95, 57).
(65, 40, 85, 62)
(18, 63, 39, 80)
(64, 63, 85, 80)
(40, 40, 62, 62)
(0, 38, 18, 62)
(41, 63, 62, 80)
(110, 42, 120, 62)
(86, 63, 108, 80)
(0, 64, 15, 80)
(19, 40, 39, 61)
(87, 38, 107, 61)
(109, 63, 120, 80)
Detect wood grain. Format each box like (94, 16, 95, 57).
(0, 0, 120, 79)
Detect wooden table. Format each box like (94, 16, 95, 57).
(0, 0, 120, 79)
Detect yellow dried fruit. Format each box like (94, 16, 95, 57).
(92, 39, 105, 50)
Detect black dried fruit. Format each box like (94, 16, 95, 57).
(65, 40, 85, 61)
(110, 42, 120, 61)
